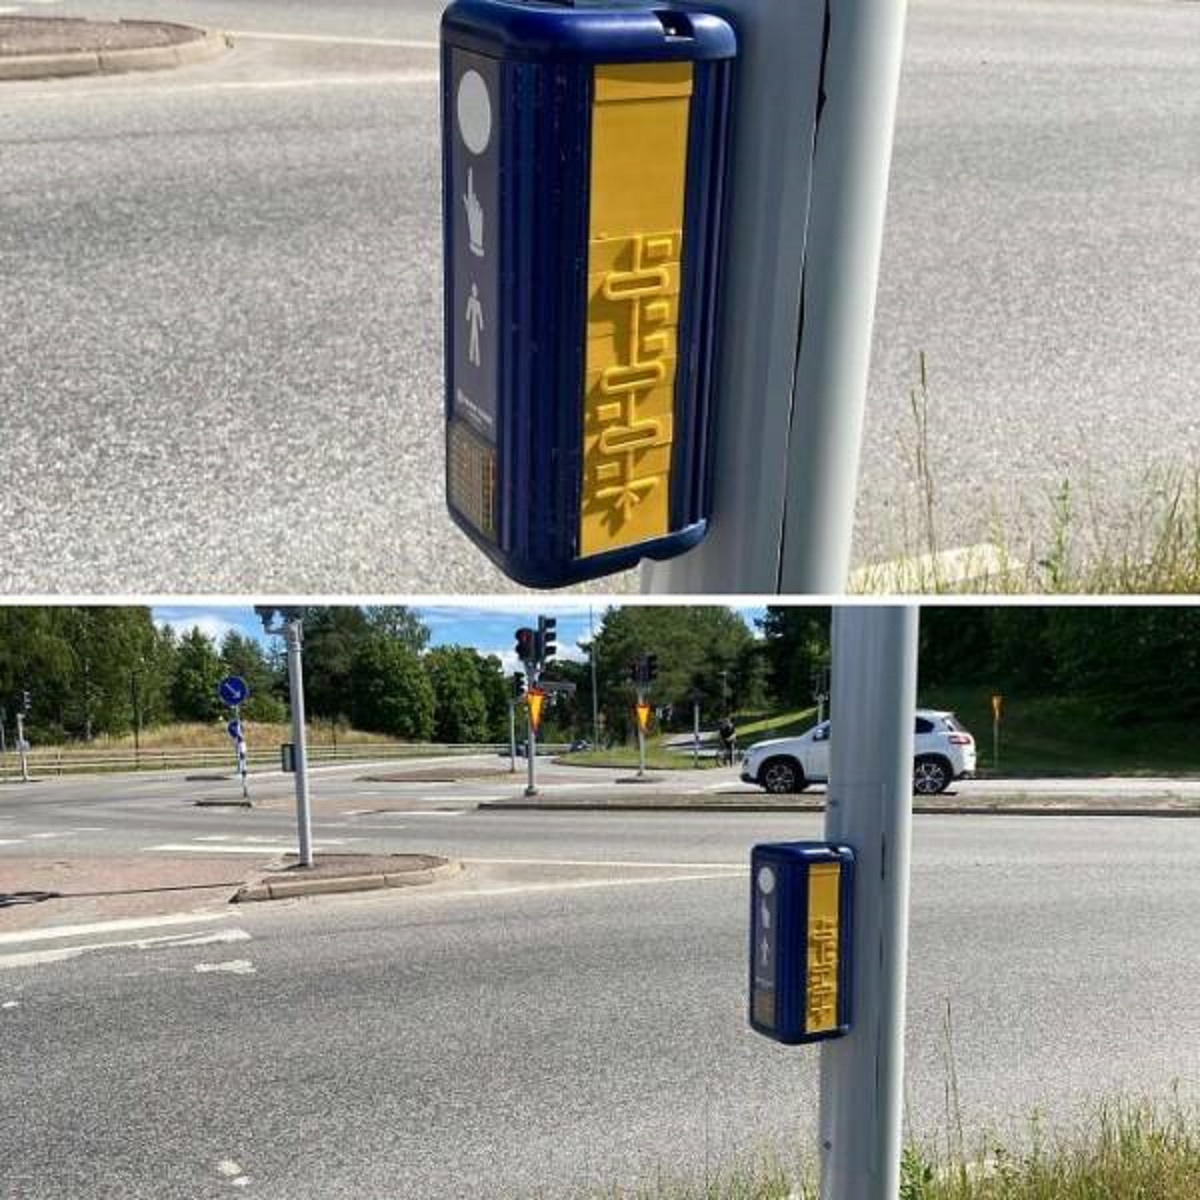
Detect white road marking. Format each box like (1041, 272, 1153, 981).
(437, 871, 742, 900)
(218, 1160, 243, 1178)
(2, 1000, 19, 1009)
(28, 832, 68, 840)
(229, 29, 438, 49)
(1, 73, 438, 102)
(0, 910, 229, 947)
(144, 844, 295, 854)
(195, 834, 354, 845)
(462, 856, 743, 870)
(195, 959, 256, 975)
(0, 839, 21, 846)
(0, 928, 249, 971)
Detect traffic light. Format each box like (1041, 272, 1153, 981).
(537, 616, 557, 665)
(629, 659, 641, 684)
(515, 627, 536, 663)
(511, 671, 525, 699)
(645, 654, 658, 682)
(20, 690, 31, 714)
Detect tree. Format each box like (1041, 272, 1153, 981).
(219, 631, 286, 723)
(425, 646, 489, 743)
(302, 607, 373, 721)
(169, 629, 225, 722)
(758, 607, 831, 709)
(349, 636, 435, 739)
(365, 606, 430, 654)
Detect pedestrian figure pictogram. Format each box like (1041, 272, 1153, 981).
(465, 282, 484, 366)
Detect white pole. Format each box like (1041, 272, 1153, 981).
(509, 698, 517, 773)
(16, 712, 30, 783)
(819, 605, 918, 1200)
(285, 619, 314, 868)
(642, 0, 908, 593)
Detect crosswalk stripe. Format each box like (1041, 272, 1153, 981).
(0, 911, 229, 947)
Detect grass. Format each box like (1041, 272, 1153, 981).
(43, 721, 404, 753)
(852, 353, 1200, 594)
(922, 687, 1200, 775)
(584, 1098, 1200, 1199)
(564, 744, 723, 771)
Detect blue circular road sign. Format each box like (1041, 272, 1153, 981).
(218, 675, 249, 707)
(227, 719, 244, 741)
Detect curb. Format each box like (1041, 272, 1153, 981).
(478, 800, 1199, 818)
(0, 26, 229, 82)
(233, 858, 462, 903)
(194, 797, 252, 809)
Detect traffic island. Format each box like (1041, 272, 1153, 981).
(0, 17, 228, 81)
(233, 853, 461, 903)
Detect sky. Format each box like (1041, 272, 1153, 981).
(152, 604, 768, 675)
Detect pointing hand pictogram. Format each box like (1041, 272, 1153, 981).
(464, 167, 484, 257)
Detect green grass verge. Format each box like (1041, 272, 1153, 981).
(921, 687, 1200, 775)
(584, 1098, 1200, 1199)
(564, 745, 722, 771)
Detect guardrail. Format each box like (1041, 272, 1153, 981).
(0, 741, 570, 780)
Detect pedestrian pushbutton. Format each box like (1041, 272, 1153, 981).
(442, 0, 736, 587)
(749, 842, 855, 1045)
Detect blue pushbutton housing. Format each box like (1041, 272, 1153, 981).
(749, 842, 855, 1046)
(442, 0, 736, 587)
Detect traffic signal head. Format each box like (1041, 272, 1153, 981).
(629, 659, 641, 684)
(515, 627, 536, 663)
(511, 671, 525, 698)
(537, 615, 557, 664)
(21, 690, 31, 713)
(645, 654, 658, 682)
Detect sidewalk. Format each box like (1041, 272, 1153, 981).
(0, 16, 227, 80)
(0, 852, 456, 934)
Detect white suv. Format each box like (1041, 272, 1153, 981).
(741, 709, 976, 796)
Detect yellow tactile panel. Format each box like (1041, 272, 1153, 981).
(580, 61, 692, 558)
(805, 862, 841, 1034)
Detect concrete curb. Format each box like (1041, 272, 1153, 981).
(0, 26, 228, 82)
(233, 858, 462, 903)
(193, 797, 252, 809)
(479, 800, 1200, 818)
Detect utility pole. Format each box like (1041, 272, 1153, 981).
(256, 607, 314, 868)
(589, 605, 600, 751)
(285, 618, 314, 867)
(819, 605, 918, 1200)
(15, 711, 30, 783)
(642, 0, 908, 594)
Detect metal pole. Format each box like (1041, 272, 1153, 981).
(285, 619, 314, 868)
(589, 606, 600, 750)
(636, 687, 646, 778)
(16, 712, 30, 783)
(993, 712, 1000, 772)
(819, 605, 918, 1200)
(692, 699, 700, 769)
(524, 665, 538, 797)
(642, 0, 908, 594)
(509, 699, 517, 773)
(236, 705, 249, 802)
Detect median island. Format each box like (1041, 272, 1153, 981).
(0, 16, 227, 80)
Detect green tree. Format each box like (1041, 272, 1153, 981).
(365, 606, 430, 654)
(219, 631, 286, 722)
(349, 636, 434, 739)
(170, 628, 225, 722)
(425, 646, 489, 743)
(758, 606, 831, 709)
(303, 607, 373, 721)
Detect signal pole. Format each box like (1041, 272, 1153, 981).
(525, 660, 538, 798)
(15, 710, 30, 783)
(819, 606, 918, 1200)
(642, 0, 908, 594)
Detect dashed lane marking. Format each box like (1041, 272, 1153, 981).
(1, 72, 439, 102)
(435, 871, 742, 901)
(195, 959, 256, 975)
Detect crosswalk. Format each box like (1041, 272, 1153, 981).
(141, 834, 359, 855)
(0, 911, 254, 973)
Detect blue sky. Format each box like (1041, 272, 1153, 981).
(153, 604, 767, 674)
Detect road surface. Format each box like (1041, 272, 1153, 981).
(2, 0, 1198, 590)
(2, 764, 1198, 1196)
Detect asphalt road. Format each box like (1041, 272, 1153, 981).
(3, 0, 1198, 592)
(2, 788, 1198, 1198)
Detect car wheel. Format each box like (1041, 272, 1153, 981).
(761, 757, 804, 795)
(913, 756, 951, 795)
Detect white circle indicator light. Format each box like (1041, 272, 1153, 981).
(757, 866, 776, 896)
(457, 70, 492, 156)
